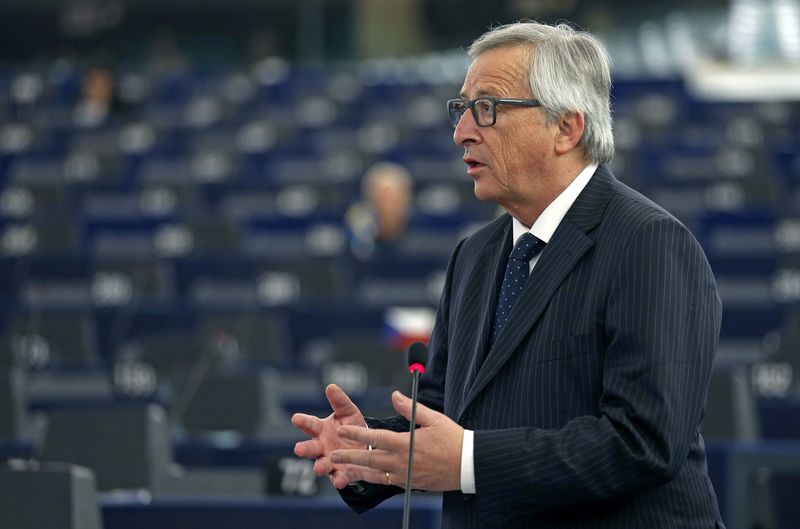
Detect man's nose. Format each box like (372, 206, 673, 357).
(453, 109, 480, 146)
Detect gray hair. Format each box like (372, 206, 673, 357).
(468, 21, 614, 164)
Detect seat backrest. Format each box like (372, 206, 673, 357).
(321, 333, 409, 398)
(0, 364, 27, 438)
(198, 312, 290, 365)
(3, 312, 98, 367)
(179, 368, 287, 438)
(40, 403, 171, 492)
(703, 364, 761, 441)
(0, 461, 103, 529)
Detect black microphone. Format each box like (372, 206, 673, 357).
(402, 342, 428, 529)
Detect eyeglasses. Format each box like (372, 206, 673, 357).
(447, 97, 542, 128)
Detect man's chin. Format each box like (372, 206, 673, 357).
(472, 182, 498, 203)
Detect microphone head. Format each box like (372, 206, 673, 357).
(407, 342, 428, 374)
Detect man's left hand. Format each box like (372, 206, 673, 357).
(330, 391, 464, 491)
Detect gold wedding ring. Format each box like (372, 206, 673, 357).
(385, 471, 392, 486)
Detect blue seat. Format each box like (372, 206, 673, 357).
(0, 461, 103, 529)
(1, 309, 99, 368)
(699, 209, 780, 259)
(40, 402, 173, 492)
(0, 364, 27, 439)
(177, 254, 350, 310)
(15, 256, 90, 310)
(95, 305, 194, 364)
(84, 217, 159, 259)
(196, 309, 292, 367)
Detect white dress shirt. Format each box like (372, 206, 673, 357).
(460, 163, 598, 494)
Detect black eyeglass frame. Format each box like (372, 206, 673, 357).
(446, 97, 542, 128)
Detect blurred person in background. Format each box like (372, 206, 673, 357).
(73, 66, 119, 127)
(293, 20, 724, 529)
(345, 162, 414, 260)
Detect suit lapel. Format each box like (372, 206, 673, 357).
(459, 166, 616, 417)
(467, 222, 512, 380)
(459, 221, 512, 402)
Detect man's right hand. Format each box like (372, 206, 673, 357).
(292, 383, 368, 489)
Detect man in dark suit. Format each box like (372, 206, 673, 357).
(292, 21, 725, 528)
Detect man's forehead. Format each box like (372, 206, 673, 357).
(460, 47, 530, 97)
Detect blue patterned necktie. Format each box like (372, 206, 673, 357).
(490, 233, 546, 346)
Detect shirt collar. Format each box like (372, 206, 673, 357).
(512, 163, 598, 245)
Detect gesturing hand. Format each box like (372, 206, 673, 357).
(330, 391, 464, 492)
(292, 384, 368, 489)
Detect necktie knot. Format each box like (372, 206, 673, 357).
(509, 233, 544, 263)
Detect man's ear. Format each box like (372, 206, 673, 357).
(553, 112, 585, 155)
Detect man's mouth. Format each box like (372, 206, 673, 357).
(464, 157, 485, 169)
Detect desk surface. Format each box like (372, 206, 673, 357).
(101, 493, 443, 529)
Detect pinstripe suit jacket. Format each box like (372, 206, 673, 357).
(342, 166, 725, 528)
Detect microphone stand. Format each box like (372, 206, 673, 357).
(402, 363, 423, 529)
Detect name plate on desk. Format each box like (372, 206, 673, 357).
(264, 454, 325, 496)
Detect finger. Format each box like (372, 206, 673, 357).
(331, 468, 359, 489)
(291, 413, 323, 437)
(330, 448, 397, 470)
(337, 425, 401, 451)
(326, 384, 361, 418)
(327, 463, 364, 489)
(391, 391, 437, 427)
(341, 466, 405, 489)
(294, 439, 324, 459)
(313, 456, 335, 476)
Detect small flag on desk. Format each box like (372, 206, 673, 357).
(383, 307, 435, 351)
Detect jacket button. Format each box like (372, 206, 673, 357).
(463, 494, 475, 502)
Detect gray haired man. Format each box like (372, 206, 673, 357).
(293, 20, 725, 529)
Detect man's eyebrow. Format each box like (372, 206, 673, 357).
(458, 89, 495, 100)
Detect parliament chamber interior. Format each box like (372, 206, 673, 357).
(0, 1, 799, 528)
